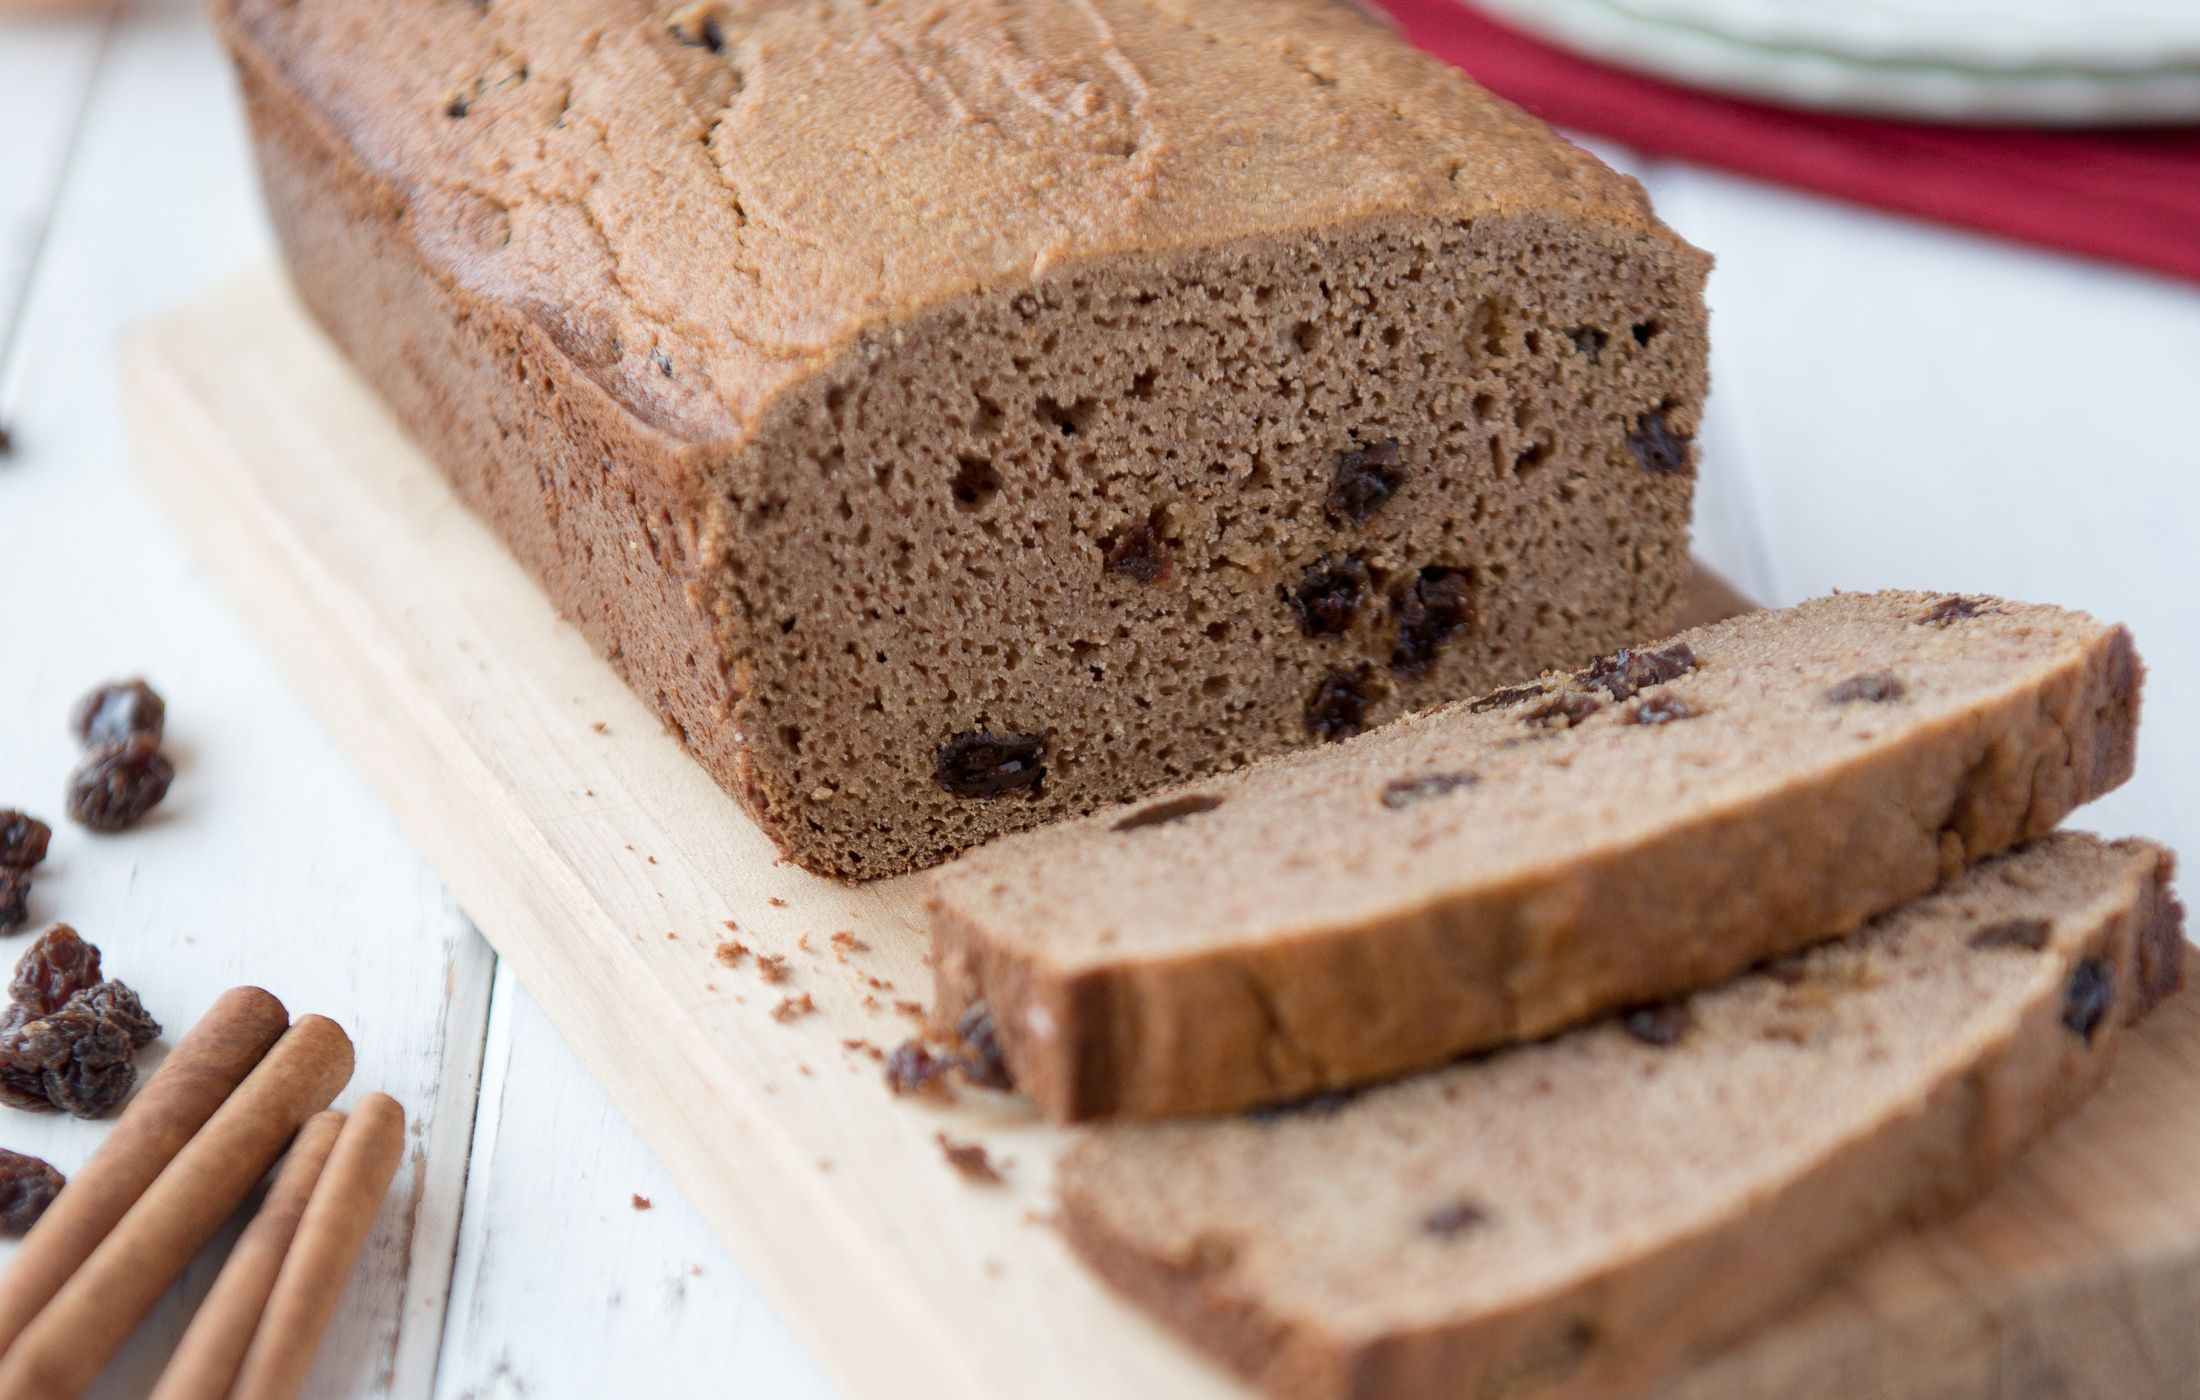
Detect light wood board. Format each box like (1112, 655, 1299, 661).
(122, 267, 2200, 1400)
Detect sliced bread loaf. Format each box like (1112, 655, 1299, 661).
(1059, 833, 2186, 1400)
(929, 591, 2142, 1119)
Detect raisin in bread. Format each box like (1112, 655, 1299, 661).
(929, 591, 2141, 1119)
(1060, 833, 2186, 1400)
(212, 0, 1709, 878)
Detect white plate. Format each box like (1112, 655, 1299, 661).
(1469, 0, 2200, 124)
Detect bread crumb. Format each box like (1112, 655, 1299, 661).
(592, 722, 609, 734)
(714, 941, 749, 967)
(893, 1000, 925, 1019)
(757, 954, 791, 984)
(631, 1194, 652, 1210)
(773, 993, 815, 1022)
(936, 1133, 1002, 1185)
(797, 932, 814, 954)
(768, 897, 788, 908)
(723, 919, 738, 931)
(831, 930, 868, 955)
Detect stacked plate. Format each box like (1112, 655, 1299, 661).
(1468, 0, 2200, 123)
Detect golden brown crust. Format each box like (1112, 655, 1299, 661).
(931, 594, 2147, 1120)
(216, 0, 1710, 877)
(1058, 836, 2185, 1400)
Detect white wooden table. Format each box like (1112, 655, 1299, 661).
(1, 0, 2194, 1394)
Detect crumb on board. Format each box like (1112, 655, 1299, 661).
(797, 932, 814, 954)
(772, 992, 815, 1022)
(830, 930, 868, 955)
(714, 941, 749, 967)
(893, 1000, 925, 1019)
(664, 931, 678, 941)
(723, 919, 738, 931)
(936, 1134, 1002, 1186)
(757, 954, 791, 984)
(861, 994, 880, 1012)
(768, 897, 788, 908)
(631, 1194, 653, 1211)
(865, 975, 895, 992)
(592, 722, 609, 734)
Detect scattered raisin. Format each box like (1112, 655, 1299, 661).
(0, 871, 29, 938)
(1420, 1199, 1490, 1239)
(1380, 772, 1477, 810)
(66, 737, 174, 833)
(63, 982, 159, 1048)
(953, 1003, 1015, 1091)
(1627, 694, 1694, 725)
(1921, 595, 1996, 627)
(10, 926, 102, 1017)
(1968, 918, 2050, 953)
(0, 1147, 63, 1234)
(71, 680, 165, 749)
(1389, 568, 1475, 677)
(1103, 511, 1173, 583)
(1113, 794, 1224, 833)
(1306, 666, 1378, 742)
(1579, 643, 1696, 701)
(1568, 327, 1608, 361)
(936, 1133, 1002, 1185)
(883, 1040, 951, 1096)
(2061, 958, 2114, 1043)
(0, 1009, 138, 1117)
(934, 732, 1046, 799)
(650, 347, 674, 377)
(0, 812, 51, 869)
(1325, 439, 1406, 525)
(1469, 682, 1546, 713)
(1625, 405, 1691, 476)
(1827, 672, 1905, 704)
(1522, 692, 1602, 729)
(1286, 556, 1369, 637)
(1621, 1003, 1693, 1046)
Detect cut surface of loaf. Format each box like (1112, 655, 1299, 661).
(212, 0, 1709, 877)
(929, 591, 2143, 1119)
(1060, 833, 2187, 1400)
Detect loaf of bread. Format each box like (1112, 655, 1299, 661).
(930, 590, 2143, 1119)
(1060, 833, 2186, 1400)
(213, 0, 1710, 877)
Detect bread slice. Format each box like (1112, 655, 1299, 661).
(929, 591, 2142, 1119)
(213, 0, 1710, 878)
(1059, 833, 2186, 1400)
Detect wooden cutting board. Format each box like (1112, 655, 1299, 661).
(121, 267, 2200, 1400)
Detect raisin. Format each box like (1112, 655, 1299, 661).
(1522, 692, 1602, 729)
(1621, 1003, 1693, 1046)
(1286, 556, 1369, 637)
(2061, 958, 2114, 1044)
(1627, 694, 1694, 725)
(10, 925, 102, 1017)
(70, 680, 165, 749)
(1968, 918, 2049, 953)
(1103, 510, 1173, 583)
(668, 4, 726, 50)
(1381, 772, 1477, 810)
(0, 1009, 138, 1117)
(1325, 438, 1406, 525)
(1306, 666, 1378, 742)
(1568, 327, 1608, 362)
(1827, 672, 1905, 704)
(953, 1003, 1014, 1090)
(1626, 405, 1691, 476)
(934, 732, 1046, 798)
(66, 737, 174, 833)
(1578, 643, 1695, 701)
(0, 1147, 64, 1235)
(1420, 1199, 1489, 1239)
(0, 812, 51, 869)
(883, 1040, 950, 1096)
(1113, 794, 1224, 833)
(1390, 568, 1475, 677)
(1921, 595, 1996, 627)
(64, 981, 160, 1049)
(1468, 682, 1546, 714)
(0, 871, 29, 938)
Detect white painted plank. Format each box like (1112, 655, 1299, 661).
(0, 0, 497, 1392)
(1646, 168, 2200, 869)
(434, 964, 837, 1400)
(0, 0, 114, 391)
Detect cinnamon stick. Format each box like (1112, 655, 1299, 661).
(0, 1015, 353, 1400)
(144, 1110, 346, 1400)
(228, 1093, 405, 1400)
(0, 985, 289, 1354)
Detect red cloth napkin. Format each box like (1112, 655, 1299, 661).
(1379, 0, 2200, 285)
